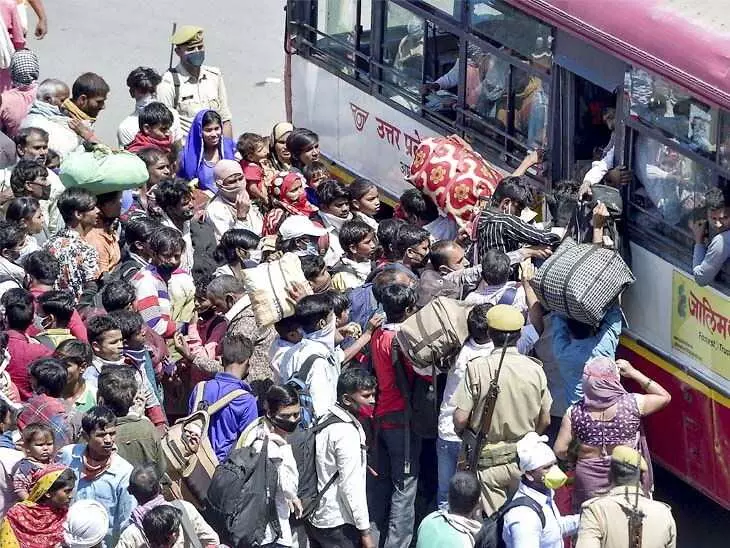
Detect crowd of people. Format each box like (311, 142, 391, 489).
(0, 8, 723, 548)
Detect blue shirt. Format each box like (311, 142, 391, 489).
(188, 372, 258, 462)
(693, 230, 730, 287)
(551, 307, 622, 406)
(58, 443, 137, 548)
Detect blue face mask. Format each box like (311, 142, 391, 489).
(294, 241, 319, 257)
(185, 50, 205, 67)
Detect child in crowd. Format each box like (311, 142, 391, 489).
(56, 339, 97, 413)
(237, 132, 273, 203)
(126, 148, 173, 218)
(125, 102, 175, 154)
(4, 197, 43, 261)
(396, 188, 438, 228)
(45, 149, 61, 174)
(349, 178, 380, 230)
(302, 160, 330, 205)
(376, 218, 406, 266)
(269, 315, 302, 383)
(315, 179, 354, 267)
(331, 218, 377, 291)
(263, 171, 318, 236)
(17, 357, 71, 447)
(213, 228, 260, 279)
(13, 422, 56, 500)
(0, 398, 18, 449)
(300, 254, 333, 294)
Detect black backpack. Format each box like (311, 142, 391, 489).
(474, 496, 546, 548)
(287, 413, 347, 523)
(203, 439, 281, 547)
(284, 354, 322, 430)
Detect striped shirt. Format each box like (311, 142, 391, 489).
(131, 265, 195, 339)
(476, 208, 560, 260)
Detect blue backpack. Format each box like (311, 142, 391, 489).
(346, 282, 378, 330)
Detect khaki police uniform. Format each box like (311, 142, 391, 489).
(575, 485, 676, 548)
(453, 345, 552, 515)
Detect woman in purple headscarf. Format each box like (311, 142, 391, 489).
(178, 109, 236, 193)
(553, 356, 671, 509)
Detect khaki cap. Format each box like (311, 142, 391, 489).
(171, 25, 204, 46)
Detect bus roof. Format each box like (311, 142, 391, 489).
(507, 0, 730, 109)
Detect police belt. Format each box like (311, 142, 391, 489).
(476, 441, 518, 469)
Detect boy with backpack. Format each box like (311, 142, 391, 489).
(187, 333, 258, 462)
(331, 218, 377, 291)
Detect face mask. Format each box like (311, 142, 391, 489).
(355, 402, 375, 421)
(185, 50, 205, 67)
(294, 241, 319, 257)
(33, 314, 49, 331)
(270, 415, 300, 433)
(308, 316, 336, 352)
(542, 465, 568, 490)
(157, 264, 176, 278)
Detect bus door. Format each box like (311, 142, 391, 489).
(551, 30, 627, 181)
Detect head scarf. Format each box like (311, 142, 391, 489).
(178, 109, 236, 188)
(0, 464, 69, 548)
(9, 49, 39, 87)
(263, 171, 318, 235)
(130, 494, 168, 528)
(269, 121, 293, 171)
(516, 432, 556, 473)
(63, 500, 109, 548)
(581, 356, 627, 410)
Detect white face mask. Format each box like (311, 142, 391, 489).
(307, 316, 336, 352)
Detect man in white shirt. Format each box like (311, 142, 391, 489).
(308, 368, 376, 548)
(205, 159, 263, 242)
(502, 432, 579, 548)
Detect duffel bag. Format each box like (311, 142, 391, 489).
(396, 296, 473, 373)
(530, 238, 634, 326)
(408, 135, 502, 228)
(60, 145, 149, 194)
(242, 252, 312, 328)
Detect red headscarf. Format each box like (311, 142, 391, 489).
(581, 357, 627, 410)
(263, 171, 318, 235)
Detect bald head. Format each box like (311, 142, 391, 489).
(37, 78, 70, 106)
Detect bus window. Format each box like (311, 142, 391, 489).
(510, 65, 549, 150)
(421, 0, 461, 18)
(628, 68, 717, 160)
(470, 0, 553, 64)
(573, 75, 617, 169)
(382, 2, 424, 105)
(315, 0, 372, 78)
(719, 111, 730, 171)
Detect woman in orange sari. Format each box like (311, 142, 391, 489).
(0, 464, 75, 548)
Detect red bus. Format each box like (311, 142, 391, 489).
(285, 0, 730, 508)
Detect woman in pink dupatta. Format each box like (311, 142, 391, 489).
(553, 356, 671, 510)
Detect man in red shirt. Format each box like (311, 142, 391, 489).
(369, 282, 421, 548)
(2, 288, 52, 400)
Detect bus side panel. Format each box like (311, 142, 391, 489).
(712, 398, 730, 506)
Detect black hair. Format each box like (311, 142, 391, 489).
(349, 178, 377, 201)
(707, 187, 728, 211)
(201, 110, 223, 130)
(220, 333, 254, 368)
(379, 283, 417, 323)
(47, 468, 77, 494)
(125, 216, 160, 250)
(299, 254, 326, 281)
(2, 288, 34, 330)
(5, 196, 40, 224)
(142, 505, 181, 546)
(153, 179, 190, 212)
(81, 405, 117, 436)
(274, 315, 300, 337)
(0, 220, 25, 252)
(487, 326, 522, 347)
(317, 179, 349, 208)
(97, 364, 137, 417)
(430, 240, 458, 270)
(71, 72, 110, 99)
(57, 188, 96, 224)
(491, 176, 533, 210)
(394, 224, 430, 258)
(38, 290, 75, 327)
(214, 229, 260, 264)
(101, 280, 136, 312)
(149, 226, 185, 255)
(108, 309, 144, 341)
(206, 275, 246, 300)
(302, 160, 329, 184)
(609, 459, 642, 487)
(85, 315, 120, 345)
(129, 463, 161, 503)
(448, 471, 481, 515)
(45, 149, 60, 168)
(126, 66, 162, 95)
(136, 147, 168, 168)
(337, 368, 376, 401)
(327, 290, 350, 317)
(400, 188, 438, 223)
(339, 218, 375, 254)
(286, 128, 319, 168)
(467, 303, 493, 342)
(377, 218, 406, 261)
(24, 250, 60, 285)
(236, 132, 266, 160)
(29, 357, 67, 397)
(139, 102, 174, 131)
(194, 272, 214, 301)
(15, 126, 48, 148)
(264, 384, 300, 416)
(0, 398, 12, 426)
(372, 267, 414, 303)
(295, 293, 334, 333)
(9, 159, 47, 196)
(54, 339, 94, 368)
(481, 249, 511, 285)
(21, 422, 54, 445)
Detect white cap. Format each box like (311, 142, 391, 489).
(279, 215, 330, 240)
(63, 499, 109, 548)
(516, 432, 556, 473)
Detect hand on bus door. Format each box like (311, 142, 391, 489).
(592, 201, 609, 229)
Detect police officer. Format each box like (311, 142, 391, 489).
(157, 25, 233, 139)
(453, 304, 552, 515)
(575, 446, 676, 548)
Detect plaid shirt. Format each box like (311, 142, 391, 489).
(17, 394, 71, 446)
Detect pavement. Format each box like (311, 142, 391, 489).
(27, 0, 286, 144)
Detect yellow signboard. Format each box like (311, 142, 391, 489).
(672, 270, 730, 380)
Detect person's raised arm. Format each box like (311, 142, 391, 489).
(616, 359, 671, 416)
(26, 0, 48, 39)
